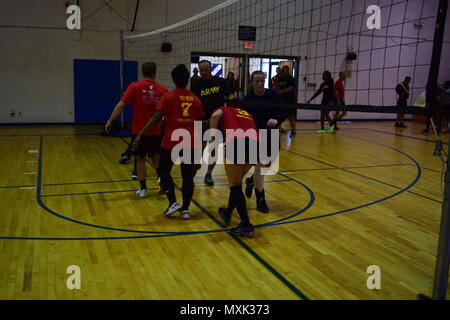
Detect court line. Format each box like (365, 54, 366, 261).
(0, 185, 36, 189)
(40, 164, 409, 188)
(40, 180, 291, 198)
(363, 128, 448, 145)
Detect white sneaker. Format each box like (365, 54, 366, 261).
(131, 171, 138, 180)
(181, 210, 190, 220)
(163, 202, 181, 216)
(136, 189, 148, 198)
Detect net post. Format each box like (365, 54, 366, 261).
(119, 29, 125, 128)
(429, 0, 449, 301)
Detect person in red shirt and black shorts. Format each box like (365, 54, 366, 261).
(332, 72, 347, 130)
(105, 62, 167, 198)
(134, 64, 204, 219)
(210, 106, 258, 237)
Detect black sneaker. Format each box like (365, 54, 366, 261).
(204, 173, 214, 186)
(395, 122, 400, 127)
(131, 171, 138, 180)
(334, 125, 340, 131)
(257, 198, 270, 213)
(219, 207, 231, 227)
(399, 123, 408, 128)
(245, 177, 254, 198)
(229, 224, 255, 237)
(120, 152, 131, 164)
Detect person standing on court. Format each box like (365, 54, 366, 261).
(191, 60, 233, 186)
(277, 65, 297, 137)
(190, 67, 201, 91)
(210, 106, 258, 237)
(105, 62, 167, 198)
(270, 67, 281, 90)
(332, 72, 347, 130)
(243, 71, 289, 213)
(306, 71, 340, 133)
(134, 64, 204, 219)
(395, 76, 411, 128)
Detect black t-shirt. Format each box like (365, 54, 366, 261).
(192, 76, 230, 119)
(311, 79, 335, 104)
(278, 75, 296, 103)
(396, 82, 410, 100)
(243, 89, 289, 129)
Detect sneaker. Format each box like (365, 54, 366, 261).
(257, 198, 270, 213)
(181, 210, 190, 220)
(136, 189, 148, 198)
(327, 125, 335, 133)
(157, 177, 165, 195)
(245, 177, 254, 198)
(399, 123, 408, 128)
(395, 122, 400, 127)
(290, 131, 297, 137)
(219, 207, 231, 226)
(317, 129, 327, 134)
(334, 125, 340, 131)
(421, 129, 429, 134)
(119, 153, 131, 164)
(204, 173, 214, 186)
(229, 224, 255, 237)
(131, 171, 138, 180)
(163, 202, 182, 216)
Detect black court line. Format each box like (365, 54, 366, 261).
(40, 179, 291, 198)
(38, 164, 410, 189)
(363, 128, 448, 145)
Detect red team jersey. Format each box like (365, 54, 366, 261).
(335, 79, 345, 100)
(156, 88, 204, 150)
(218, 107, 258, 143)
(122, 80, 168, 136)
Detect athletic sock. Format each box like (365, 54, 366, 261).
(230, 185, 251, 227)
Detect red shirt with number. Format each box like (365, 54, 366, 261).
(218, 107, 259, 143)
(156, 88, 204, 150)
(121, 79, 168, 136)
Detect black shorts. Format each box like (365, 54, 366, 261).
(288, 108, 297, 116)
(135, 135, 161, 158)
(397, 100, 407, 113)
(224, 138, 259, 165)
(159, 147, 202, 171)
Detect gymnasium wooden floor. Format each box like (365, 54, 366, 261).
(0, 121, 448, 300)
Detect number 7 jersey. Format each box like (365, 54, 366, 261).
(156, 88, 204, 150)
